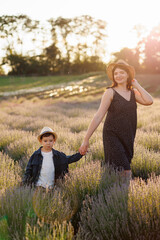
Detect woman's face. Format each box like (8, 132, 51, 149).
(113, 67, 128, 85)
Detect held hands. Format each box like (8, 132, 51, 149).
(79, 140, 89, 155)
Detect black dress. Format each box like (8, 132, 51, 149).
(103, 88, 137, 170)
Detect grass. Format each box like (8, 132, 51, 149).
(0, 72, 103, 92)
(0, 73, 160, 99)
(0, 76, 159, 239)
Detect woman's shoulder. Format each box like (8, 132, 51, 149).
(106, 86, 114, 92)
(103, 87, 115, 100)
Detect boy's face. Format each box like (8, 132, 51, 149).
(40, 134, 55, 152)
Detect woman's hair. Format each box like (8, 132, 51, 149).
(40, 132, 55, 140)
(111, 65, 132, 90)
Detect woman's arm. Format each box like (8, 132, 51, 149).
(132, 79, 153, 105)
(79, 88, 113, 155)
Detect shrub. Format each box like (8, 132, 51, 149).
(70, 118, 90, 133)
(3, 115, 33, 130)
(0, 216, 9, 240)
(6, 134, 39, 161)
(135, 130, 160, 152)
(61, 161, 103, 202)
(131, 144, 160, 179)
(0, 129, 27, 151)
(142, 121, 160, 133)
(0, 152, 21, 194)
(0, 111, 8, 124)
(22, 118, 54, 132)
(77, 183, 133, 240)
(88, 139, 104, 161)
(0, 187, 33, 239)
(128, 175, 160, 239)
(78, 175, 160, 240)
(57, 161, 104, 233)
(25, 220, 74, 240)
(32, 187, 78, 225)
(62, 133, 84, 152)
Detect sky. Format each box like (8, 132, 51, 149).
(0, 0, 160, 61)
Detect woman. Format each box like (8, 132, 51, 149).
(79, 59, 153, 177)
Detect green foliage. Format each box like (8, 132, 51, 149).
(0, 187, 33, 239)
(0, 216, 9, 240)
(1, 15, 107, 75)
(0, 72, 102, 92)
(4, 54, 55, 76)
(25, 220, 74, 240)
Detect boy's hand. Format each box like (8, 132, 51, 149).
(79, 140, 89, 155)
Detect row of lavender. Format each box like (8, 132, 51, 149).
(0, 96, 160, 239)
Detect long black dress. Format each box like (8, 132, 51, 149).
(103, 88, 137, 170)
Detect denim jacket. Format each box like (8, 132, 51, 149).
(23, 147, 83, 187)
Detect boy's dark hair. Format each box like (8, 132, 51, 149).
(40, 133, 55, 140)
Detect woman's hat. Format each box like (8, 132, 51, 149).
(106, 59, 135, 81)
(38, 126, 57, 142)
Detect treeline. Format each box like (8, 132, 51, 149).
(0, 15, 160, 75)
(112, 24, 160, 74)
(0, 15, 107, 75)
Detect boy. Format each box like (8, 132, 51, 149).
(23, 126, 84, 189)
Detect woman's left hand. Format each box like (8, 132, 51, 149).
(79, 140, 89, 155)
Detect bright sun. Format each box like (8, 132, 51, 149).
(92, 0, 160, 59)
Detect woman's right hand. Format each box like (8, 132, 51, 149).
(79, 140, 89, 155)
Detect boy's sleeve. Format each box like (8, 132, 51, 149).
(65, 152, 83, 164)
(22, 154, 34, 185)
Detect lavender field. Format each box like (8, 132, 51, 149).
(0, 84, 160, 239)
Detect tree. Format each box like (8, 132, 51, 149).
(112, 47, 140, 72)
(143, 25, 160, 73)
(48, 15, 107, 74)
(0, 15, 40, 56)
(43, 43, 61, 74)
(0, 66, 5, 75)
(3, 53, 50, 75)
(1, 15, 108, 75)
